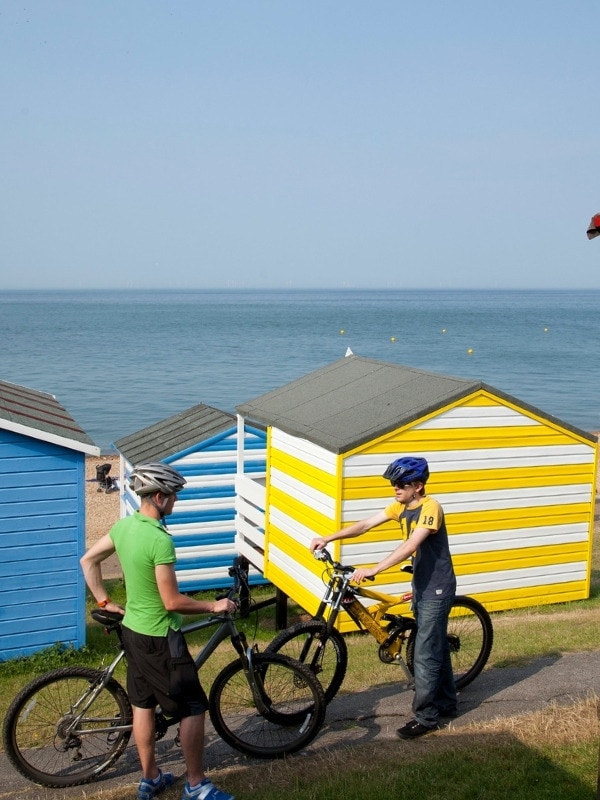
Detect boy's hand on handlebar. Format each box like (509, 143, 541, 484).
(309, 537, 328, 552)
(351, 567, 377, 584)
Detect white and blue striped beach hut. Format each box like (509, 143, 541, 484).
(0, 380, 100, 660)
(115, 403, 267, 591)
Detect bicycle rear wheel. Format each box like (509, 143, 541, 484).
(2, 666, 132, 787)
(406, 596, 493, 690)
(209, 652, 326, 758)
(265, 620, 348, 705)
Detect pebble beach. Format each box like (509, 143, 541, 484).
(85, 455, 121, 577)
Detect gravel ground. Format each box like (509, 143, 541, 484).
(85, 455, 122, 578)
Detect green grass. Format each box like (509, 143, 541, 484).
(220, 740, 597, 800)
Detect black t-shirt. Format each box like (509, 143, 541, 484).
(386, 495, 456, 600)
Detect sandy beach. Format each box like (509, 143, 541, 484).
(85, 454, 122, 577)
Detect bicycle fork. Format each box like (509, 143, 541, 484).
(229, 632, 276, 716)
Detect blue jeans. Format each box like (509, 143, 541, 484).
(411, 595, 457, 727)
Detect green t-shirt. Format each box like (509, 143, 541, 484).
(109, 511, 182, 636)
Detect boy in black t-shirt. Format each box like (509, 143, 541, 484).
(310, 456, 457, 738)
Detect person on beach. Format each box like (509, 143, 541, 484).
(80, 462, 235, 800)
(309, 456, 457, 738)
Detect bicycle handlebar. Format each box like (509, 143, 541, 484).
(214, 559, 251, 608)
(313, 547, 372, 579)
(313, 546, 410, 581)
(313, 547, 346, 569)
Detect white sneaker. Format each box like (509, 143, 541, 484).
(181, 778, 234, 800)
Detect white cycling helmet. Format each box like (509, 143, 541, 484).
(129, 462, 186, 496)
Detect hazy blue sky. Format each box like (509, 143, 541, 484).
(2, 1, 599, 290)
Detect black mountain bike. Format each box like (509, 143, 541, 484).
(2, 560, 326, 788)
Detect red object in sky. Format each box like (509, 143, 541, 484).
(587, 213, 600, 240)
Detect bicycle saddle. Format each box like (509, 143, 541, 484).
(91, 608, 124, 630)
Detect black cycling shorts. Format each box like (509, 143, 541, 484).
(121, 626, 208, 717)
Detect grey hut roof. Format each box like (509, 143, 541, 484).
(0, 380, 100, 455)
(237, 355, 596, 453)
(115, 403, 237, 464)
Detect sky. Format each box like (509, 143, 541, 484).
(2, 1, 599, 290)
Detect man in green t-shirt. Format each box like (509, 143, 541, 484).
(81, 462, 234, 800)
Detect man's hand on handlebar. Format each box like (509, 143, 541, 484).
(213, 598, 237, 614)
(309, 536, 328, 552)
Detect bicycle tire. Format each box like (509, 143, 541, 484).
(406, 595, 493, 690)
(2, 666, 132, 788)
(265, 620, 348, 705)
(208, 652, 326, 758)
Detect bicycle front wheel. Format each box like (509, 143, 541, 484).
(265, 620, 348, 705)
(2, 666, 132, 787)
(209, 652, 326, 758)
(406, 596, 493, 690)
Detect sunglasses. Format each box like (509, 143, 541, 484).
(392, 481, 413, 489)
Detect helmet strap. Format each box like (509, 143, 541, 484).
(144, 492, 172, 525)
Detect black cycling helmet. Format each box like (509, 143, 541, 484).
(129, 462, 186, 496)
(383, 456, 429, 485)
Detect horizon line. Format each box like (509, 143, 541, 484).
(2, 285, 600, 293)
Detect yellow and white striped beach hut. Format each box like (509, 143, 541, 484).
(235, 355, 597, 625)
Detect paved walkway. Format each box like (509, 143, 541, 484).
(2, 649, 600, 800)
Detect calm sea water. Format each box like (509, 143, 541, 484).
(1, 289, 599, 452)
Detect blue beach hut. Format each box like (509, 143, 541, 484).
(0, 380, 100, 661)
(114, 403, 267, 591)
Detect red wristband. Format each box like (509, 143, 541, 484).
(97, 598, 110, 608)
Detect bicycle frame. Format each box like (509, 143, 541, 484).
(184, 614, 274, 716)
(3, 561, 328, 787)
(60, 649, 130, 740)
(314, 551, 413, 639)
(342, 586, 413, 644)
(313, 549, 417, 682)
(78, 555, 270, 742)
(79, 608, 269, 740)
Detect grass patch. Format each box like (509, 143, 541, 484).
(71, 700, 598, 800)
(215, 699, 599, 800)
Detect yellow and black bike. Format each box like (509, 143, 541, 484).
(266, 547, 493, 705)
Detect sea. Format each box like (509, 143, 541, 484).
(1, 288, 599, 453)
